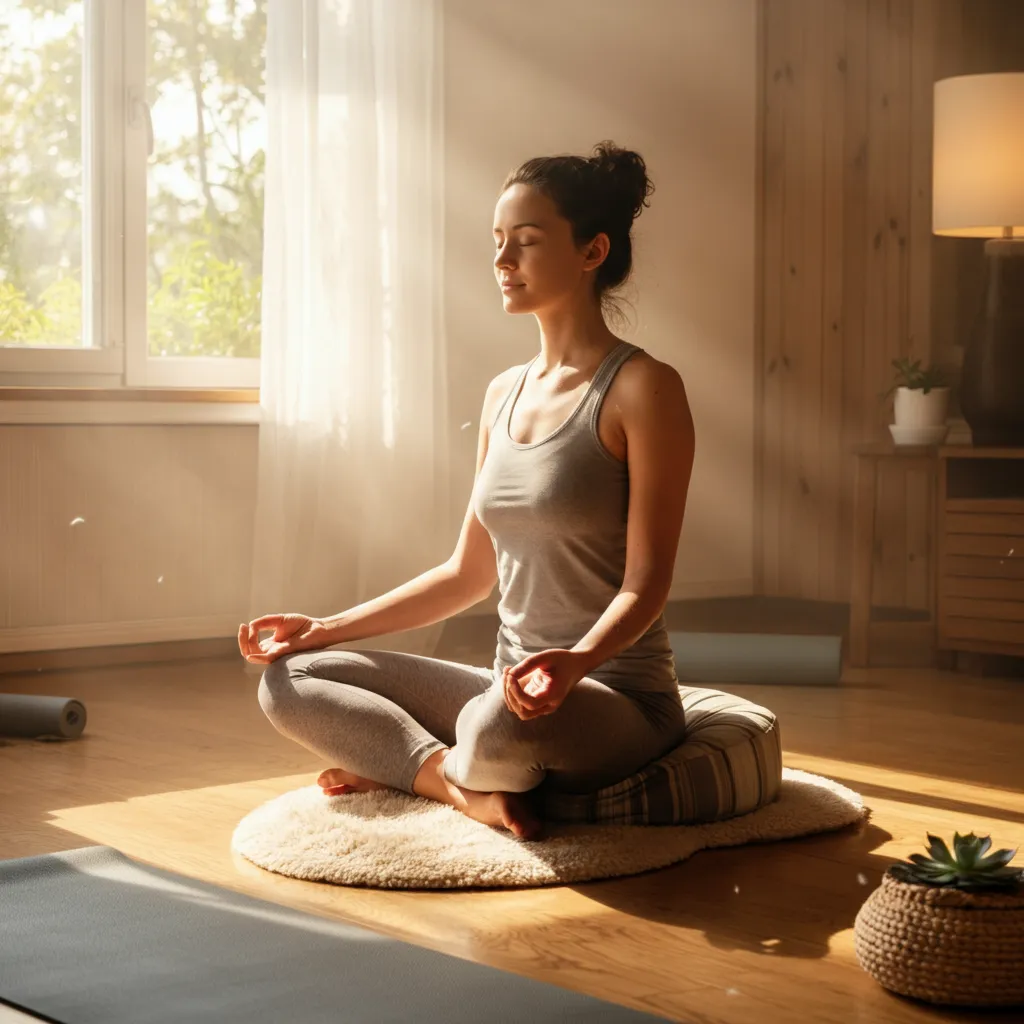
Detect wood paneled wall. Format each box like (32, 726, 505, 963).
(755, 0, 1024, 608)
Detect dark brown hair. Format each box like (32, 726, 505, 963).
(499, 140, 654, 324)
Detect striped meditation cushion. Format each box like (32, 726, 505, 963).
(539, 685, 782, 826)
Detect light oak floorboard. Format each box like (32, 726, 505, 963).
(2, 642, 1022, 1024)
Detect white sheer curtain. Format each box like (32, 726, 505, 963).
(248, 0, 451, 657)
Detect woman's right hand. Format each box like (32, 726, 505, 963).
(238, 613, 328, 665)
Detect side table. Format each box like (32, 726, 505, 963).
(936, 444, 1024, 662)
(849, 442, 939, 668)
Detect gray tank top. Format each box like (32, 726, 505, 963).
(474, 339, 679, 693)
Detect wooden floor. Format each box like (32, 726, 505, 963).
(2, 616, 1023, 1024)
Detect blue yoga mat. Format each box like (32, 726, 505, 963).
(0, 845, 671, 1024)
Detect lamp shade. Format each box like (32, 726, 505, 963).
(933, 72, 1024, 238)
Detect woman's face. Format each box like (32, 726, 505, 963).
(492, 183, 606, 313)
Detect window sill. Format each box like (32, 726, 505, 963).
(0, 386, 259, 402)
(0, 387, 261, 425)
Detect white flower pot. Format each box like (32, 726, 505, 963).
(889, 386, 951, 446)
(893, 386, 950, 427)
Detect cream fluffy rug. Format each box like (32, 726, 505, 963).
(231, 768, 867, 889)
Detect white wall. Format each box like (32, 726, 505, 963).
(0, 0, 757, 654)
(0, 425, 255, 652)
(443, 0, 757, 610)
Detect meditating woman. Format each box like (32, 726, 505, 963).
(239, 141, 696, 842)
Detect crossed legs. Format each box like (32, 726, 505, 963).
(257, 645, 686, 838)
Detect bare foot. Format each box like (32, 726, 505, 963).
(413, 749, 545, 840)
(494, 790, 545, 840)
(318, 767, 542, 838)
(456, 788, 544, 840)
(317, 767, 391, 796)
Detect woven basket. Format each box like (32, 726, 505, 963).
(854, 869, 1024, 1007)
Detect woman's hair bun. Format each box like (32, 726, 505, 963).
(588, 141, 654, 224)
(499, 140, 655, 327)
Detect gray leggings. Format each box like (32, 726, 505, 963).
(257, 645, 688, 798)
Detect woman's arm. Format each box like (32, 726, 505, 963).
(570, 356, 695, 676)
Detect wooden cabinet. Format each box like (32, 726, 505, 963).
(938, 447, 1024, 659)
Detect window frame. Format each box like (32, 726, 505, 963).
(0, 0, 262, 393)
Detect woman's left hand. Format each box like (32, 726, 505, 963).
(503, 649, 588, 720)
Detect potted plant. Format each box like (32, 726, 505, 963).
(854, 832, 1024, 1007)
(882, 357, 951, 444)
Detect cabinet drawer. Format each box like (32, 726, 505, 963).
(943, 554, 1024, 579)
(940, 576, 1024, 602)
(945, 512, 1024, 535)
(946, 499, 1024, 516)
(940, 596, 1024, 622)
(940, 616, 1024, 646)
(943, 534, 1023, 559)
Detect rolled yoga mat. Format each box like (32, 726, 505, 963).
(668, 631, 843, 685)
(0, 694, 87, 739)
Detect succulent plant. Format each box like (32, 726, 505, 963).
(881, 356, 948, 399)
(889, 832, 1023, 891)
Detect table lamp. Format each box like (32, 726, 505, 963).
(933, 72, 1024, 446)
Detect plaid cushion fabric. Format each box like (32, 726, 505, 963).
(540, 686, 782, 826)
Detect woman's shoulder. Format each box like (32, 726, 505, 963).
(479, 362, 529, 433)
(609, 349, 692, 447)
(485, 362, 526, 393)
(497, 361, 529, 385)
(485, 362, 529, 403)
(611, 348, 684, 399)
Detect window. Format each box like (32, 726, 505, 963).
(0, 0, 266, 389)
(0, 1, 97, 352)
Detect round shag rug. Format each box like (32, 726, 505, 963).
(230, 768, 867, 889)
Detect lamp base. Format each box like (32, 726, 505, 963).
(960, 239, 1024, 447)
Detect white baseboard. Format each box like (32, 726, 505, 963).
(0, 615, 243, 655)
